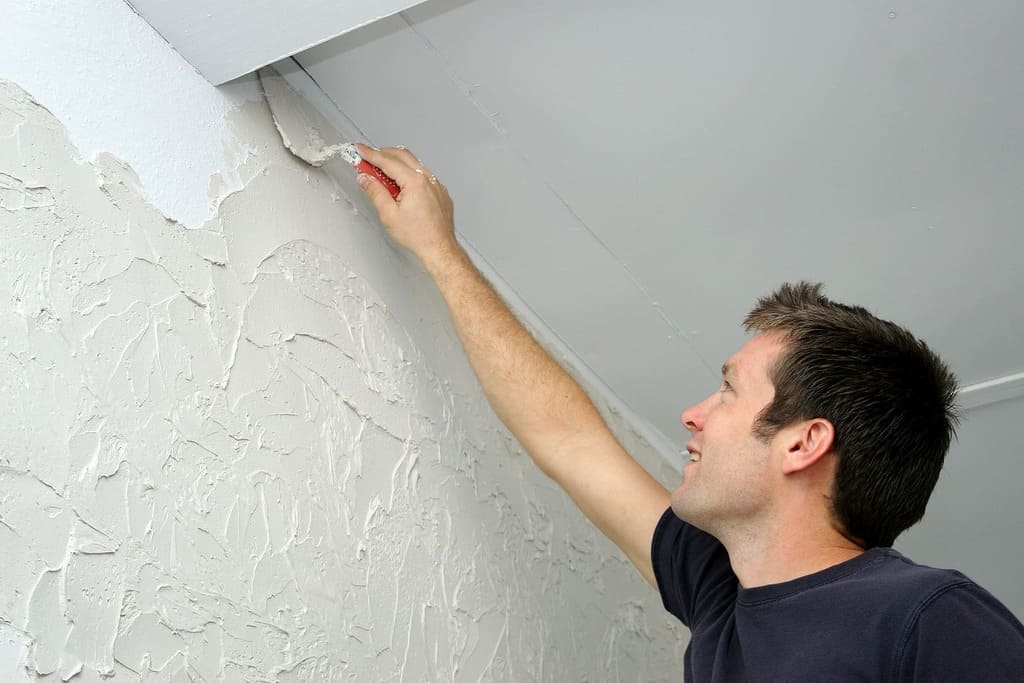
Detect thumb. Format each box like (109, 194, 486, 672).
(357, 173, 396, 221)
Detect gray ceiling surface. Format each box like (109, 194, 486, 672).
(294, 0, 1024, 456)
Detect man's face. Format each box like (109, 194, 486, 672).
(671, 332, 785, 534)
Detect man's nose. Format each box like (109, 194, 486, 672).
(681, 398, 707, 433)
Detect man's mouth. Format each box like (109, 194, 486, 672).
(686, 443, 702, 463)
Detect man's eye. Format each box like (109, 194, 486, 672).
(720, 381, 733, 394)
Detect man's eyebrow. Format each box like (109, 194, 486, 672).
(721, 363, 733, 379)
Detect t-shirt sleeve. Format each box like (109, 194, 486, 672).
(650, 506, 737, 629)
(897, 581, 1024, 682)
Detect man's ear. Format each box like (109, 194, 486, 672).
(779, 418, 835, 474)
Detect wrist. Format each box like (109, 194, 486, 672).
(418, 236, 467, 277)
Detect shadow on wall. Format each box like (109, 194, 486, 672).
(0, 79, 683, 681)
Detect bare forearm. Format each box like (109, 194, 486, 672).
(422, 244, 606, 473)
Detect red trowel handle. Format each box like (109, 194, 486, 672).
(339, 144, 402, 200)
(354, 159, 402, 200)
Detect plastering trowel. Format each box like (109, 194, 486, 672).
(258, 66, 401, 199)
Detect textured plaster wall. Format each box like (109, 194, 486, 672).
(0, 2, 684, 680)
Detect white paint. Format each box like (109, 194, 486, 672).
(0, 64, 684, 680)
(126, 0, 432, 84)
(0, 0, 262, 229)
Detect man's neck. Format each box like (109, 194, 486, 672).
(720, 519, 865, 588)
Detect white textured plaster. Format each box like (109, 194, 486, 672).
(0, 78, 684, 680)
(0, 0, 263, 229)
(0, 621, 32, 682)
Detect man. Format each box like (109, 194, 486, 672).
(353, 144, 1024, 680)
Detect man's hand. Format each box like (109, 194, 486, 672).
(355, 144, 457, 267)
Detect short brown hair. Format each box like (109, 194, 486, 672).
(744, 282, 960, 547)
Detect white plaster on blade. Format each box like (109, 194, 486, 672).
(259, 67, 355, 167)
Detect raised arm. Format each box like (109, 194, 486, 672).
(355, 145, 670, 586)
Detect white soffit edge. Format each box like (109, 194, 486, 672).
(958, 371, 1024, 412)
(124, 0, 431, 84)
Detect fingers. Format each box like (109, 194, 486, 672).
(355, 144, 415, 188)
(386, 145, 424, 169)
(356, 173, 397, 221)
(355, 143, 435, 189)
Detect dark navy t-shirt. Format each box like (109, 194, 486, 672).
(651, 507, 1024, 682)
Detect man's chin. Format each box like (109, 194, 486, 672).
(671, 491, 714, 531)
(669, 490, 691, 522)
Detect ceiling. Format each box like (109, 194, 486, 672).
(131, 0, 1024, 460)
(289, 0, 1024, 457)
(126, 0, 431, 83)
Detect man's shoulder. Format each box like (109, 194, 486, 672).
(863, 548, 972, 589)
(836, 548, 989, 610)
(888, 553, 1024, 679)
(887, 551, 1024, 629)
(749, 547, 995, 627)
(844, 549, 1023, 636)
(779, 549, 1024, 679)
